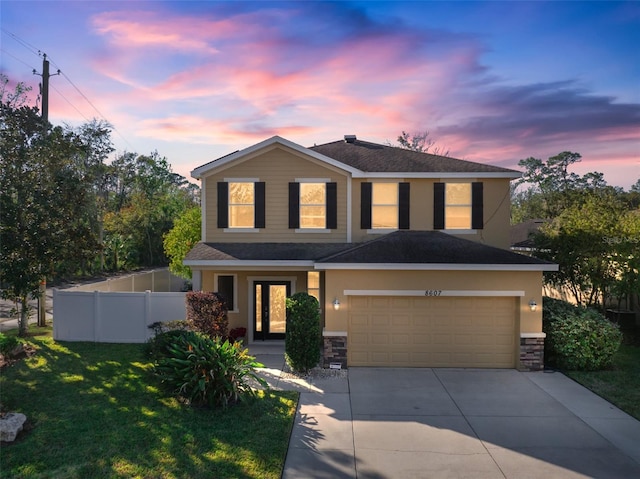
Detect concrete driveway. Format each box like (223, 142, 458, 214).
(250, 347, 640, 479)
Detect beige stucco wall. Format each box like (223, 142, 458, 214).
(202, 144, 349, 243)
(200, 269, 311, 334)
(200, 144, 513, 249)
(350, 177, 512, 248)
(323, 269, 544, 335)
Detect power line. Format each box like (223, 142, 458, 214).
(0, 48, 38, 71)
(2, 29, 137, 151)
(49, 82, 91, 123)
(1, 28, 41, 58)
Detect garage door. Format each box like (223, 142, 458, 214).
(348, 296, 516, 368)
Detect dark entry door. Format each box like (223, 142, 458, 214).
(254, 281, 290, 340)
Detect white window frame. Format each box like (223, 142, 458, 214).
(226, 178, 257, 229)
(296, 178, 330, 232)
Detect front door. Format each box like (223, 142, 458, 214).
(254, 281, 290, 340)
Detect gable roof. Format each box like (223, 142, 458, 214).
(191, 136, 360, 179)
(310, 138, 521, 177)
(191, 135, 521, 179)
(184, 231, 557, 271)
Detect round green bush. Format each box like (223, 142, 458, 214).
(285, 292, 321, 373)
(545, 306, 623, 371)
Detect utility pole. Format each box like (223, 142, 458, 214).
(33, 53, 60, 327)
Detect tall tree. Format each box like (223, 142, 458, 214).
(103, 151, 197, 268)
(0, 87, 98, 335)
(533, 190, 638, 309)
(395, 130, 450, 156)
(515, 151, 611, 220)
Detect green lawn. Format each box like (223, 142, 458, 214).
(564, 343, 640, 421)
(0, 327, 298, 479)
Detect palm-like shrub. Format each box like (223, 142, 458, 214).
(154, 331, 266, 408)
(285, 292, 321, 373)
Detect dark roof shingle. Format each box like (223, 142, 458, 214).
(317, 231, 555, 265)
(310, 138, 519, 174)
(185, 231, 554, 266)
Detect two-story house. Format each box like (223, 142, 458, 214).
(184, 135, 557, 370)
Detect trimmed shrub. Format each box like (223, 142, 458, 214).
(543, 298, 623, 371)
(154, 331, 267, 408)
(0, 333, 21, 357)
(285, 292, 321, 373)
(185, 291, 228, 339)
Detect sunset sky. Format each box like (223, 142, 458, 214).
(2, 1, 639, 188)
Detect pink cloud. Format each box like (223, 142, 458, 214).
(135, 114, 315, 145)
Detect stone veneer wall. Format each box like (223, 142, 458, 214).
(520, 337, 544, 371)
(323, 336, 347, 368)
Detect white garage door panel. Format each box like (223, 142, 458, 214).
(348, 296, 516, 368)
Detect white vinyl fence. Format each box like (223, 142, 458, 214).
(53, 289, 187, 343)
(70, 268, 186, 293)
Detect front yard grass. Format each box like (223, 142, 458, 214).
(563, 342, 640, 421)
(0, 326, 298, 479)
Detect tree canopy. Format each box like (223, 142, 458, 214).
(512, 150, 639, 310)
(0, 75, 199, 334)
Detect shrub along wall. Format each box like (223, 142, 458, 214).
(543, 297, 623, 371)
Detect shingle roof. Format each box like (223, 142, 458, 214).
(184, 231, 555, 267)
(185, 242, 352, 262)
(316, 231, 555, 265)
(510, 219, 547, 249)
(310, 138, 520, 175)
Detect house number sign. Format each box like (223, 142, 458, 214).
(425, 290, 443, 296)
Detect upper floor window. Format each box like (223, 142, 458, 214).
(361, 182, 410, 230)
(372, 183, 398, 229)
(434, 182, 483, 230)
(289, 181, 337, 230)
(445, 183, 472, 229)
(217, 180, 265, 229)
(229, 182, 255, 228)
(300, 183, 326, 229)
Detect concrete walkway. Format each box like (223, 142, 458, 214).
(249, 343, 640, 479)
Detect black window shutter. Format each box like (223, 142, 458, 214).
(433, 182, 445, 230)
(361, 182, 372, 229)
(472, 182, 484, 230)
(326, 182, 337, 229)
(399, 182, 410, 229)
(288, 182, 300, 229)
(217, 182, 229, 228)
(255, 182, 265, 228)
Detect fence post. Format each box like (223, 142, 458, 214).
(93, 290, 100, 342)
(52, 288, 58, 340)
(144, 290, 151, 341)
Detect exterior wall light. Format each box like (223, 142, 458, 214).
(529, 300, 537, 312)
(333, 298, 340, 311)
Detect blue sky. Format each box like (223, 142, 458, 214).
(1, 1, 638, 188)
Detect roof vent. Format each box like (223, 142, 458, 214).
(344, 134, 357, 143)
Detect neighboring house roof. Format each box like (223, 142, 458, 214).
(184, 231, 557, 271)
(510, 219, 547, 249)
(191, 135, 521, 179)
(310, 137, 520, 176)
